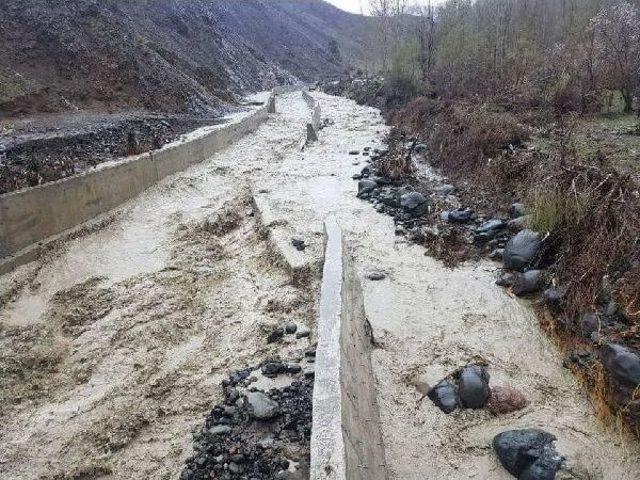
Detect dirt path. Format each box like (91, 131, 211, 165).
(2, 90, 640, 480)
(0, 93, 314, 480)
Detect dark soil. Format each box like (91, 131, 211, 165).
(0, 112, 225, 194)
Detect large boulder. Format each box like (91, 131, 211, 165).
(599, 343, 640, 387)
(458, 365, 491, 409)
(503, 229, 541, 271)
(493, 429, 561, 478)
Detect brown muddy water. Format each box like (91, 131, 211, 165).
(0, 92, 638, 480)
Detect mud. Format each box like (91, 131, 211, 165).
(1, 91, 640, 480)
(0, 93, 315, 479)
(254, 91, 640, 480)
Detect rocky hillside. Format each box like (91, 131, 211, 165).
(0, 0, 373, 117)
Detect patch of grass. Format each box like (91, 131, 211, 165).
(526, 190, 588, 234)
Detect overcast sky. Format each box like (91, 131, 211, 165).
(325, 0, 442, 15)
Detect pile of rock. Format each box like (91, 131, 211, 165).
(181, 362, 313, 480)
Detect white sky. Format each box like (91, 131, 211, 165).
(325, 0, 442, 15)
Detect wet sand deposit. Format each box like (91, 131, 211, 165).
(1, 92, 639, 479)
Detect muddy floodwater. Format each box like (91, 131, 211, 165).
(1, 92, 639, 479)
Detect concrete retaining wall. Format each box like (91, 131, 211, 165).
(302, 91, 321, 145)
(0, 93, 275, 266)
(311, 217, 387, 480)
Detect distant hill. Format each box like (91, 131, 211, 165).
(0, 0, 374, 117)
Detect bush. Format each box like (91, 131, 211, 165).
(527, 190, 588, 234)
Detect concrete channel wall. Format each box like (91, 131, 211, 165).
(0, 93, 275, 268)
(302, 90, 321, 144)
(311, 217, 387, 480)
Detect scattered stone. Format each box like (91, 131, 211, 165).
(507, 215, 529, 232)
(427, 381, 459, 414)
(543, 287, 564, 311)
(367, 271, 386, 281)
(458, 365, 490, 409)
(357, 179, 377, 198)
(503, 229, 541, 272)
(444, 208, 473, 224)
(262, 362, 285, 377)
(209, 425, 232, 435)
(245, 391, 280, 420)
(512, 270, 545, 296)
(295, 326, 311, 339)
(435, 184, 455, 196)
(267, 327, 285, 344)
(490, 248, 504, 260)
(493, 429, 562, 480)
(510, 203, 526, 218)
(285, 364, 302, 374)
(599, 343, 640, 387)
(496, 272, 518, 287)
(284, 322, 298, 335)
(291, 236, 306, 251)
(475, 219, 507, 244)
(578, 313, 599, 337)
(400, 191, 429, 217)
(488, 386, 529, 414)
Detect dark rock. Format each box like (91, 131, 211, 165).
(507, 215, 529, 232)
(291, 236, 306, 251)
(503, 229, 541, 272)
(490, 248, 504, 260)
(510, 203, 526, 218)
(244, 391, 280, 420)
(285, 364, 302, 374)
(512, 270, 544, 296)
(367, 271, 386, 281)
(458, 365, 490, 409)
(400, 192, 429, 217)
(284, 322, 297, 335)
(599, 343, 640, 387)
(262, 362, 285, 377)
(579, 313, 599, 337)
(357, 179, 377, 198)
(349, 150, 360, 155)
(496, 272, 518, 287)
(520, 453, 563, 480)
(493, 429, 558, 477)
(296, 326, 311, 338)
(267, 327, 285, 344)
(427, 381, 458, 414)
(477, 218, 506, 234)
(543, 288, 564, 311)
(444, 208, 473, 224)
(435, 184, 455, 196)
